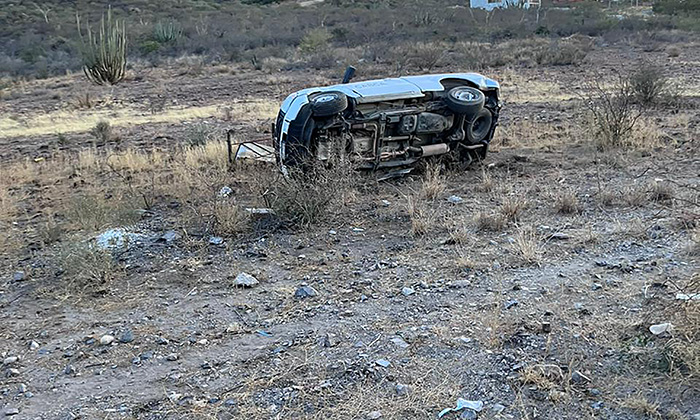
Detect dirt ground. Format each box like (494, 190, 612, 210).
(0, 42, 699, 420)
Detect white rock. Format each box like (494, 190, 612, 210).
(235, 272, 259, 287)
(3, 356, 19, 365)
(367, 411, 382, 419)
(100, 335, 115, 345)
(29, 341, 39, 350)
(649, 323, 674, 335)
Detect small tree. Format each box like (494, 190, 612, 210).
(77, 7, 128, 86)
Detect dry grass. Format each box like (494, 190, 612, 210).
(553, 189, 581, 214)
(406, 194, 436, 236)
(649, 180, 674, 203)
(687, 227, 700, 256)
(621, 185, 647, 207)
(474, 211, 505, 232)
(520, 364, 565, 391)
(510, 226, 543, 265)
(455, 246, 476, 270)
(622, 395, 661, 419)
(500, 195, 528, 222)
(0, 100, 277, 139)
(421, 163, 446, 200)
(55, 240, 123, 297)
(210, 201, 249, 236)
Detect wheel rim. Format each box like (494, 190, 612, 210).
(451, 88, 477, 103)
(314, 94, 337, 103)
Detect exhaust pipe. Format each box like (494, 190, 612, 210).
(342, 66, 356, 84)
(409, 143, 449, 157)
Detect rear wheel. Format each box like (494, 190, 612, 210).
(465, 108, 493, 144)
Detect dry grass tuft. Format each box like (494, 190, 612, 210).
(510, 226, 543, 265)
(406, 194, 436, 236)
(454, 245, 476, 271)
(520, 364, 564, 391)
(554, 190, 581, 214)
(56, 241, 123, 297)
(210, 201, 249, 236)
(500, 195, 528, 222)
(477, 167, 495, 193)
(622, 395, 661, 419)
(649, 180, 674, 203)
(474, 211, 505, 232)
(421, 163, 446, 200)
(621, 185, 647, 207)
(687, 227, 700, 256)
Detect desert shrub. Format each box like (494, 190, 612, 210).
(262, 160, 354, 227)
(456, 37, 590, 70)
(299, 28, 332, 55)
(629, 64, 669, 106)
(582, 74, 644, 149)
(56, 241, 122, 296)
(408, 42, 446, 71)
(90, 120, 112, 144)
(77, 7, 127, 86)
(210, 201, 249, 236)
(153, 20, 183, 44)
(185, 123, 215, 146)
(535, 38, 591, 66)
(67, 193, 141, 231)
(654, 0, 700, 16)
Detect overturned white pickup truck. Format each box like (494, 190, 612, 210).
(273, 69, 501, 172)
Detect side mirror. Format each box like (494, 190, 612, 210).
(342, 66, 356, 84)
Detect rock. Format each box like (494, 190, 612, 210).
(322, 333, 340, 348)
(166, 353, 179, 361)
(5, 408, 19, 416)
(542, 322, 552, 333)
(550, 232, 570, 240)
(13, 271, 25, 281)
(96, 228, 145, 250)
(588, 388, 601, 397)
(29, 341, 39, 350)
(18, 383, 27, 393)
(505, 299, 518, 309)
(571, 370, 591, 384)
(491, 403, 505, 414)
(159, 230, 181, 243)
(3, 356, 19, 365)
(209, 236, 224, 245)
(592, 283, 603, 291)
(157, 337, 169, 345)
(218, 186, 233, 198)
(381, 200, 391, 207)
(590, 401, 604, 410)
(461, 410, 477, 420)
(64, 365, 76, 375)
(401, 287, 415, 296)
(140, 351, 154, 360)
(395, 384, 410, 396)
(294, 285, 318, 298)
(447, 195, 464, 204)
(390, 336, 409, 349)
(100, 335, 115, 345)
(375, 359, 391, 368)
(367, 411, 382, 419)
(7, 368, 20, 376)
(119, 330, 134, 344)
(649, 322, 674, 335)
(235, 272, 259, 288)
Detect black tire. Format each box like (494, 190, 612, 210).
(445, 86, 485, 118)
(283, 104, 316, 167)
(466, 108, 493, 144)
(309, 91, 348, 117)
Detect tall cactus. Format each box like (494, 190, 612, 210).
(77, 7, 127, 86)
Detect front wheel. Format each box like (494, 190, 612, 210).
(445, 86, 485, 119)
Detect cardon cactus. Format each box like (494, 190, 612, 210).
(77, 7, 127, 86)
